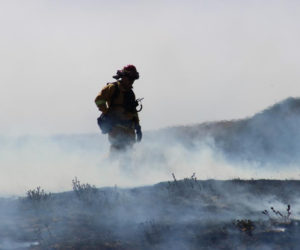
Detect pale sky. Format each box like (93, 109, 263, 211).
(1, 0, 300, 135)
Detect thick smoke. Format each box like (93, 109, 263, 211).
(1, 98, 300, 249)
(0, 98, 300, 196)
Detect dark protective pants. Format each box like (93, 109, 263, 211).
(108, 125, 136, 154)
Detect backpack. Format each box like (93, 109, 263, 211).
(97, 82, 140, 134)
(109, 82, 138, 112)
(97, 82, 119, 134)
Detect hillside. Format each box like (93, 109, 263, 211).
(1, 178, 300, 249)
(1, 97, 300, 196)
(2, 97, 300, 166)
(1, 98, 300, 249)
(158, 97, 300, 164)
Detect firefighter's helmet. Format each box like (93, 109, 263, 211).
(113, 65, 139, 80)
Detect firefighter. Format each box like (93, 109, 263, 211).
(95, 65, 142, 153)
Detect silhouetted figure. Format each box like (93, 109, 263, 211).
(95, 65, 142, 154)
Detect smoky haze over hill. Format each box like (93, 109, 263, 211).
(161, 97, 300, 165)
(0, 97, 300, 195)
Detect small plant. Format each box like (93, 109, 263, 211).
(287, 204, 292, 219)
(271, 206, 283, 217)
(183, 172, 198, 189)
(26, 186, 51, 201)
(72, 177, 98, 202)
(25, 187, 53, 247)
(167, 173, 201, 199)
(235, 219, 255, 236)
(262, 204, 292, 223)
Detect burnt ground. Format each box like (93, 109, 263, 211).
(1, 179, 300, 250)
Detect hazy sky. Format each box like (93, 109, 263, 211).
(1, 0, 300, 135)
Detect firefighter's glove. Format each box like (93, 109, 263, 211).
(135, 125, 142, 142)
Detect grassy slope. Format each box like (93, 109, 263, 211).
(1, 179, 300, 250)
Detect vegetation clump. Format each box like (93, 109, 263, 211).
(72, 177, 98, 202)
(262, 204, 292, 223)
(235, 219, 255, 236)
(26, 186, 51, 201)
